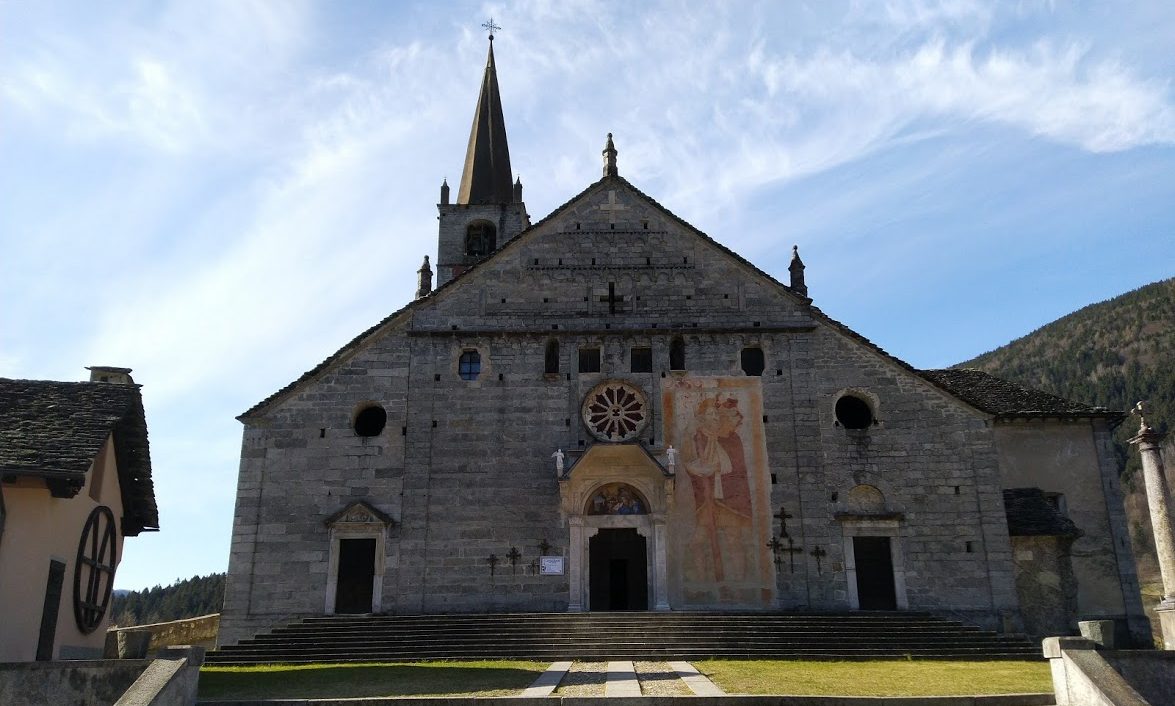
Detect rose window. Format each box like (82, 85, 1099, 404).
(582, 381, 648, 442)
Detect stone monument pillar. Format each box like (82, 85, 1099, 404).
(1128, 401, 1175, 648)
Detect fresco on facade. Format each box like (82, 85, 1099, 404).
(586, 483, 648, 515)
(663, 376, 774, 607)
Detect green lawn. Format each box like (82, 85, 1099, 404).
(199, 658, 1054, 699)
(198, 660, 548, 700)
(698, 660, 1053, 696)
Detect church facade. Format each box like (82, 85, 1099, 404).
(219, 38, 1148, 647)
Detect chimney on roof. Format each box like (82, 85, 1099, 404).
(87, 366, 134, 385)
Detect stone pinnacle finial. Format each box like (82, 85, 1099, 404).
(603, 132, 618, 177)
(440, 178, 450, 205)
(513, 175, 523, 203)
(789, 245, 807, 297)
(416, 255, 433, 299)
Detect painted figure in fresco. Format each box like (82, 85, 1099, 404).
(683, 395, 753, 583)
(587, 483, 647, 515)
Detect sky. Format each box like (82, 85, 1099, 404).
(2, 1, 1173, 591)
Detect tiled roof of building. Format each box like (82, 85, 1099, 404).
(0, 378, 159, 535)
(1003, 488, 1083, 537)
(919, 368, 1123, 419)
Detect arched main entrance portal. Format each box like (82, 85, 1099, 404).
(559, 444, 674, 612)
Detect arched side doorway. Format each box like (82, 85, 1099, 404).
(560, 444, 673, 612)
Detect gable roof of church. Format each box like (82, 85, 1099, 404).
(239, 171, 1088, 423)
(0, 378, 159, 534)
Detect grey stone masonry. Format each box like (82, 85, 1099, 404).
(216, 177, 1070, 645)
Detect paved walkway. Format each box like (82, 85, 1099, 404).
(523, 660, 725, 697)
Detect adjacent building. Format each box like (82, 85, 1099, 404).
(0, 367, 158, 661)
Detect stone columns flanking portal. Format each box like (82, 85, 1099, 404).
(567, 518, 586, 612)
(1128, 402, 1175, 648)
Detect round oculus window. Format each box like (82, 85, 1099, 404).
(582, 381, 648, 442)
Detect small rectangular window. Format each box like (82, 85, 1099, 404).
(459, 350, 481, 380)
(578, 347, 601, 373)
(630, 347, 652, 373)
(741, 347, 765, 376)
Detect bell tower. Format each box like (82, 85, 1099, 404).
(436, 24, 529, 287)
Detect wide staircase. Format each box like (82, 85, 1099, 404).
(206, 612, 1041, 664)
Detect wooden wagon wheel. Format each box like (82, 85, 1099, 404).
(74, 505, 117, 634)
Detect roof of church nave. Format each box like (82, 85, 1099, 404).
(921, 368, 1122, 420)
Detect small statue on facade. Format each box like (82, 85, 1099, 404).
(552, 448, 565, 475)
(665, 445, 676, 472)
(1133, 401, 1152, 434)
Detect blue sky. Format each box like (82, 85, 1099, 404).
(2, 1, 1173, 590)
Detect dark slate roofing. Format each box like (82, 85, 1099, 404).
(457, 39, 514, 205)
(0, 378, 159, 535)
(919, 368, 1123, 419)
(1003, 488, 1083, 537)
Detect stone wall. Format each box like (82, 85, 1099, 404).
(995, 420, 1149, 645)
(108, 613, 219, 654)
(1012, 535, 1078, 638)
(0, 659, 149, 706)
(222, 179, 1025, 642)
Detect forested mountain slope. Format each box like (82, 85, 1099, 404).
(112, 572, 225, 627)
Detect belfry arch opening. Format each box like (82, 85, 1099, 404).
(465, 220, 497, 258)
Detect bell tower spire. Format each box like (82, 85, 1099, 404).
(457, 24, 514, 205)
(435, 20, 530, 288)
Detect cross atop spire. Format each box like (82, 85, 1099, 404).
(482, 17, 501, 41)
(457, 28, 514, 205)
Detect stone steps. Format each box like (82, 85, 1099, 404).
(206, 611, 1042, 665)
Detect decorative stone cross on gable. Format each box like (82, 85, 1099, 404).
(598, 282, 627, 314)
(598, 190, 628, 224)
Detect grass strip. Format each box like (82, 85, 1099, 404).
(699, 659, 1053, 696)
(198, 660, 548, 699)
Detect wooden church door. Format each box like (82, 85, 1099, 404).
(334, 538, 376, 614)
(853, 536, 897, 610)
